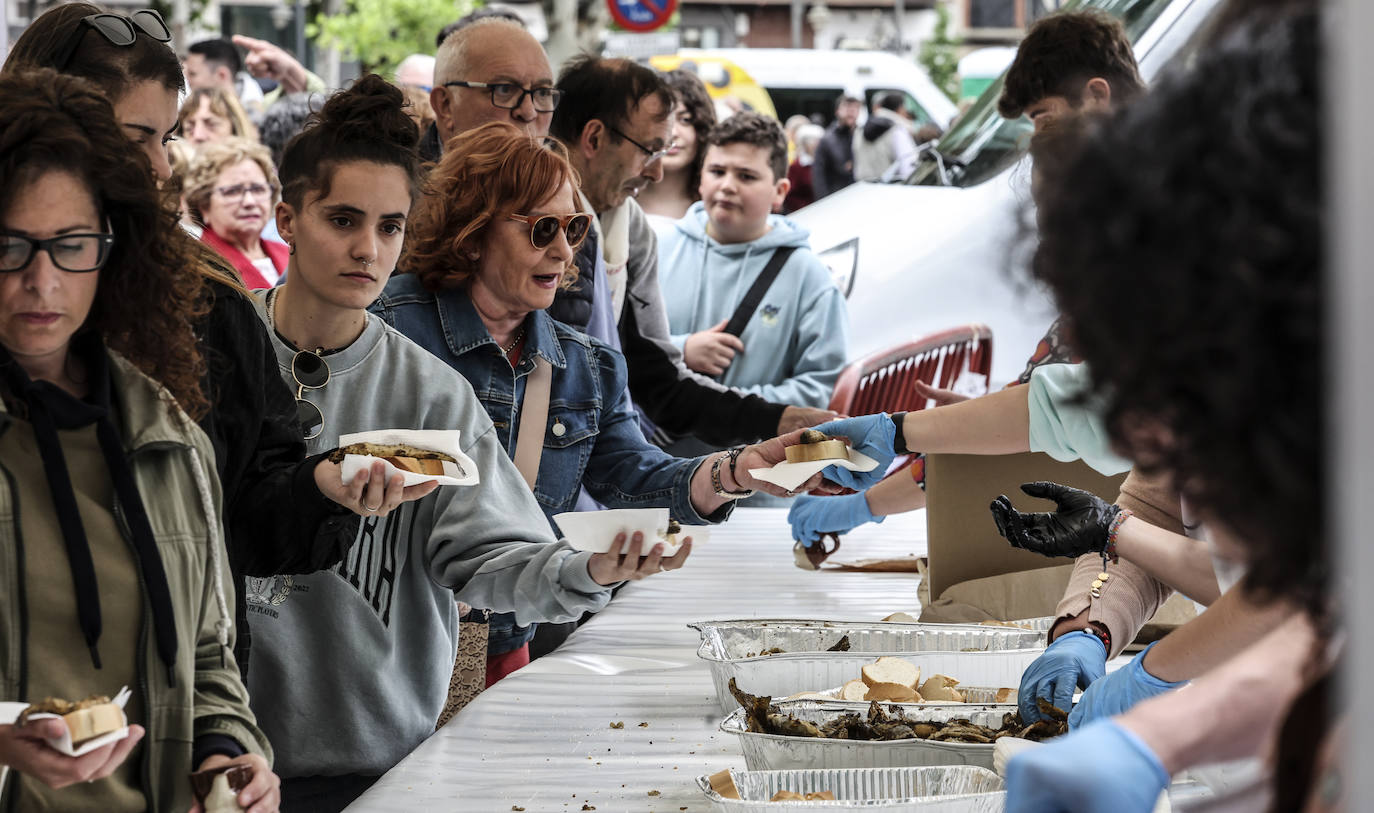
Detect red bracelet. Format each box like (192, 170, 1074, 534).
(1079, 623, 1111, 653)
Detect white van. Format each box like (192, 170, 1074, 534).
(677, 47, 959, 129)
(790, 0, 1225, 386)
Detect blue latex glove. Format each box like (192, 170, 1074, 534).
(1005, 719, 1169, 813)
(809, 414, 895, 490)
(787, 492, 883, 542)
(1017, 630, 1106, 724)
(1068, 642, 1186, 728)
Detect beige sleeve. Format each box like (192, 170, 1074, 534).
(1053, 467, 1183, 657)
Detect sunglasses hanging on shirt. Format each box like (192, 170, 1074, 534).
(291, 350, 329, 441)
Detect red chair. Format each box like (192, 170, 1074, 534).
(828, 324, 994, 416)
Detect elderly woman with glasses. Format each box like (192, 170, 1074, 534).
(375, 122, 824, 679)
(184, 138, 290, 288)
(0, 69, 277, 812)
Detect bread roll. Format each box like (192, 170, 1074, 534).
(881, 611, 919, 623)
(919, 675, 964, 703)
(385, 456, 446, 476)
(839, 679, 869, 701)
(861, 657, 921, 691)
(64, 703, 124, 745)
(708, 769, 740, 800)
(783, 439, 849, 463)
(864, 682, 920, 702)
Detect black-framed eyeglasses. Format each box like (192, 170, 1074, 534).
(0, 231, 115, 273)
(291, 350, 329, 440)
(506, 213, 592, 250)
(215, 183, 276, 201)
(443, 81, 562, 113)
(607, 126, 677, 165)
(55, 9, 171, 72)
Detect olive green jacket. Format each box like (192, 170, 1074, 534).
(0, 353, 270, 811)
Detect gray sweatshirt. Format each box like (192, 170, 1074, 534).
(243, 306, 611, 778)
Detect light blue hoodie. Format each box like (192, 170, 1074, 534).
(657, 202, 849, 408)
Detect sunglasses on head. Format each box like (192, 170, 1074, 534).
(506, 213, 592, 250)
(55, 9, 172, 71)
(291, 349, 329, 441)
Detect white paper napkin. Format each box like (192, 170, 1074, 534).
(553, 508, 709, 553)
(749, 448, 879, 492)
(336, 429, 479, 487)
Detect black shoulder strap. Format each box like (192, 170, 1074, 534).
(722, 246, 798, 337)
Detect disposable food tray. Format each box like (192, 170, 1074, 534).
(815, 685, 1017, 706)
(696, 765, 1006, 812)
(720, 700, 1020, 771)
(691, 619, 1043, 713)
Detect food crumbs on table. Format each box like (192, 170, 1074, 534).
(610, 721, 624, 729)
(648, 790, 661, 796)
(512, 807, 525, 812)
(638, 722, 649, 727)
(582, 805, 596, 811)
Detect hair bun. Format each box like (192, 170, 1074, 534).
(316, 73, 418, 150)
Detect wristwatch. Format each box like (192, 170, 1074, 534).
(890, 412, 911, 455)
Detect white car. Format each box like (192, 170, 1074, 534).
(794, 0, 1225, 386)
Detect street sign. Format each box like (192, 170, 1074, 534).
(606, 0, 677, 33)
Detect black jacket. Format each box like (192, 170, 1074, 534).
(813, 122, 856, 200)
(196, 281, 359, 676)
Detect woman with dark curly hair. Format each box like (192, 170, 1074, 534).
(997, 8, 1330, 811)
(0, 68, 277, 812)
(248, 76, 669, 813)
(375, 121, 818, 677)
(638, 69, 716, 228)
(4, 3, 425, 680)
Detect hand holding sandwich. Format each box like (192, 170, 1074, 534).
(187, 752, 279, 813)
(313, 457, 440, 518)
(0, 718, 144, 789)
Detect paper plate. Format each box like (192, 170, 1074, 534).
(337, 429, 479, 487)
(553, 508, 708, 553)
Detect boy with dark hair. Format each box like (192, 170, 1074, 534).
(998, 9, 1145, 130)
(657, 111, 848, 441)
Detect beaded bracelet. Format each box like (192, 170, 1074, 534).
(711, 448, 754, 499)
(1104, 508, 1133, 564)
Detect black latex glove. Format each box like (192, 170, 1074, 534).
(989, 481, 1122, 559)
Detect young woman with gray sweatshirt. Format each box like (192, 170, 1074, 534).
(240, 76, 685, 813)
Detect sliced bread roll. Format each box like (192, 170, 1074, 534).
(64, 703, 124, 745)
(784, 692, 832, 701)
(839, 679, 869, 701)
(861, 656, 921, 691)
(919, 674, 964, 703)
(995, 687, 1016, 703)
(881, 611, 920, 623)
(864, 682, 920, 702)
(708, 769, 741, 800)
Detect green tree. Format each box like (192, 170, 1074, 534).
(311, 0, 478, 78)
(919, 0, 961, 103)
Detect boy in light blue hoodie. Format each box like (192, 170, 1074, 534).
(657, 112, 849, 416)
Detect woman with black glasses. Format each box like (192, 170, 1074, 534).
(0, 69, 277, 813)
(5, 4, 431, 680)
(244, 76, 671, 813)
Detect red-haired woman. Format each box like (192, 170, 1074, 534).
(374, 122, 822, 675)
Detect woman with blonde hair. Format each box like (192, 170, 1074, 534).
(184, 137, 289, 288)
(179, 85, 257, 147)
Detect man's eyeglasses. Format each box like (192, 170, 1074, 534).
(55, 9, 171, 72)
(443, 81, 562, 113)
(215, 183, 276, 201)
(0, 231, 115, 273)
(507, 213, 592, 250)
(291, 350, 329, 440)
(608, 126, 676, 165)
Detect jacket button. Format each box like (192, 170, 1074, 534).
(551, 420, 566, 437)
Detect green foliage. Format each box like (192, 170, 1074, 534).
(311, 0, 478, 77)
(919, 1, 961, 103)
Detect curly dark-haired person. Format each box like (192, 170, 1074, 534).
(1002, 9, 1330, 812)
(0, 69, 278, 813)
(5, 3, 433, 680)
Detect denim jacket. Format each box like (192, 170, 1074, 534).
(371, 275, 728, 652)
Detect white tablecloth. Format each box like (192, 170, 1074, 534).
(346, 507, 928, 812)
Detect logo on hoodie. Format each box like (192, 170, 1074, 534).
(760, 304, 781, 326)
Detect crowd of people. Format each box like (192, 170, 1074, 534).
(0, 0, 1337, 811)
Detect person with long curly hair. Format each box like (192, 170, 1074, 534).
(4, 3, 429, 683)
(0, 68, 277, 812)
(998, 8, 1329, 811)
(637, 69, 715, 230)
(248, 76, 672, 813)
